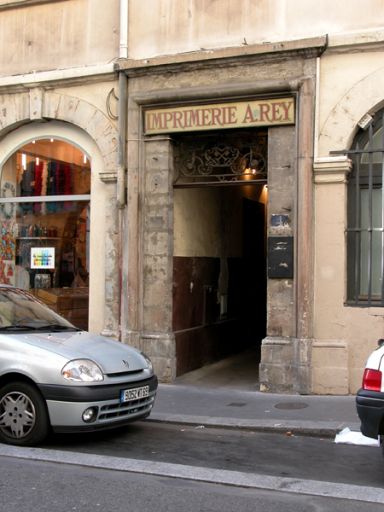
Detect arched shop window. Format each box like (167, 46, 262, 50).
(347, 109, 384, 306)
(0, 139, 91, 329)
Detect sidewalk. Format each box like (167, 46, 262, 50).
(150, 383, 360, 438)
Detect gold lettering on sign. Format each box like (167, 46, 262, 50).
(144, 98, 294, 134)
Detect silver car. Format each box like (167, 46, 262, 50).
(0, 285, 157, 446)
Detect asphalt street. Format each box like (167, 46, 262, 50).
(1, 455, 383, 512)
(0, 383, 381, 510)
(39, 421, 383, 488)
(0, 421, 384, 512)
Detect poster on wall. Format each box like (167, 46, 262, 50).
(0, 260, 14, 285)
(0, 221, 16, 261)
(31, 247, 55, 269)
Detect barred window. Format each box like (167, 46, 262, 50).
(347, 110, 384, 306)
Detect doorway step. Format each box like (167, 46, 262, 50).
(175, 348, 260, 391)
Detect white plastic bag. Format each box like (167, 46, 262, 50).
(334, 427, 379, 446)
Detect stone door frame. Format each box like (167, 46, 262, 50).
(125, 76, 316, 391)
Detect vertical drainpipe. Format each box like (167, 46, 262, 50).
(119, 0, 129, 61)
(116, 0, 129, 340)
(117, 72, 128, 208)
(313, 56, 321, 162)
(118, 0, 129, 207)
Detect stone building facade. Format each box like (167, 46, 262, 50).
(0, 0, 384, 394)
(118, 38, 324, 392)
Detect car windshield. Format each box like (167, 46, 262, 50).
(0, 288, 78, 332)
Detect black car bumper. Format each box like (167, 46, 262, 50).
(356, 388, 384, 439)
(38, 375, 158, 402)
(38, 375, 158, 433)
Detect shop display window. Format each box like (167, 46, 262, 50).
(0, 139, 91, 329)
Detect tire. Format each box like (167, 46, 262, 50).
(0, 381, 49, 446)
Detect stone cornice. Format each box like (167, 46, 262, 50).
(132, 78, 301, 106)
(0, 64, 116, 94)
(313, 156, 353, 184)
(116, 35, 328, 76)
(327, 28, 384, 54)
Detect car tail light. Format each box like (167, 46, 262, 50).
(362, 368, 382, 391)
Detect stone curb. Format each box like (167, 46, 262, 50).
(148, 413, 361, 438)
(1, 444, 383, 503)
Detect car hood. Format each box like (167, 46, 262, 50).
(12, 331, 147, 374)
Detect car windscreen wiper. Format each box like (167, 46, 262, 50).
(0, 324, 81, 332)
(0, 324, 39, 331)
(32, 324, 81, 332)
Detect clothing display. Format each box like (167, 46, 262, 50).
(20, 158, 77, 198)
(19, 157, 85, 214)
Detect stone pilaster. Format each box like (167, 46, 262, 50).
(140, 135, 176, 381)
(312, 155, 352, 394)
(260, 78, 316, 394)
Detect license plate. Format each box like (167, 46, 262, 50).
(120, 385, 149, 403)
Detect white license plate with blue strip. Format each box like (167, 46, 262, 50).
(120, 385, 149, 403)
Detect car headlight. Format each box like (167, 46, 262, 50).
(141, 352, 153, 372)
(62, 359, 104, 382)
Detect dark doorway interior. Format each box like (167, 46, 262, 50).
(173, 186, 267, 381)
(240, 197, 267, 361)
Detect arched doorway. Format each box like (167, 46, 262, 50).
(0, 138, 91, 330)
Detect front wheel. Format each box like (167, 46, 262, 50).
(0, 381, 49, 446)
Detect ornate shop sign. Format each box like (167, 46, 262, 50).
(144, 97, 295, 135)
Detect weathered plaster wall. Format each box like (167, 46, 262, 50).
(0, 0, 119, 76)
(313, 47, 384, 393)
(174, 188, 243, 258)
(174, 188, 222, 257)
(318, 50, 384, 156)
(128, 0, 384, 59)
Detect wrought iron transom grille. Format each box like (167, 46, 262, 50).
(173, 131, 267, 187)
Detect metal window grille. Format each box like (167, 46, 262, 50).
(345, 110, 384, 306)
